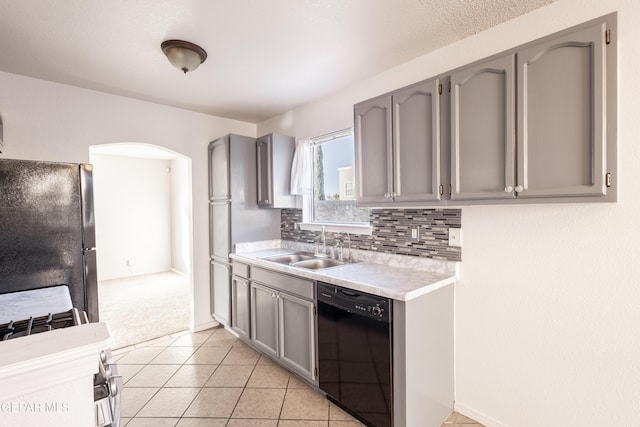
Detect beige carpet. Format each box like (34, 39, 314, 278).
(98, 271, 190, 349)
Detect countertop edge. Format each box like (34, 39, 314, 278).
(230, 249, 455, 301)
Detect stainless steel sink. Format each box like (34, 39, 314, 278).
(260, 252, 315, 264)
(291, 258, 346, 270)
(260, 252, 356, 270)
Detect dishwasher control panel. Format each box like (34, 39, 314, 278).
(317, 282, 391, 322)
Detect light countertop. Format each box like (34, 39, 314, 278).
(0, 322, 112, 401)
(230, 248, 455, 301)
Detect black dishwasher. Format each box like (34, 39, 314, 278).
(317, 282, 393, 427)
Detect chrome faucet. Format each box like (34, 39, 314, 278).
(321, 226, 327, 256)
(315, 226, 327, 257)
(335, 241, 343, 261)
(345, 232, 352, 262)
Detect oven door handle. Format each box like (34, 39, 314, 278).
(110, 374, 123, 427)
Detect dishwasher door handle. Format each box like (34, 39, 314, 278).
(338, 289, 358, 297)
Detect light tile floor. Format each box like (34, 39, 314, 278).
(114, 327, 484, 427)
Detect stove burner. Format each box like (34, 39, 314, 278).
(0, 308, 88, 341)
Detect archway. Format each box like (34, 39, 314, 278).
(89, 143, 193, 348)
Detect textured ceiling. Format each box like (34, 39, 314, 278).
(0, 0, 554, 123)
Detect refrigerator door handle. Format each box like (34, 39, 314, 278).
(83, 249, 99, 322)
(80, 164, 97, 250)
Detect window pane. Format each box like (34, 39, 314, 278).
(311, 130, 370, 224)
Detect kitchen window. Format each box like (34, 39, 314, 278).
(302, 129, 371, 232)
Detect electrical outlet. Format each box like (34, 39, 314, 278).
(448, 228, 463, 246)
(411, 227, 419, 240)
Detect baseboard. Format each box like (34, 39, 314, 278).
(170, 268, 189, 278)
(191, 319, 219, 332)
(224, 326, 240, 338)
(454, 402, 509, 427)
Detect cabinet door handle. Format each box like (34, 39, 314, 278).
(515, 185, 524, 193)
(505, 185, 514, 193)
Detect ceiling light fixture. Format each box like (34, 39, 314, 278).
(161, 40, 207, 74)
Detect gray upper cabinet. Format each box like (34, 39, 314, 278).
(354, 78, 442, 206)
(517, 22, 608, 199)
(209, 138, 230, 200)
(449, 16, 615, 203)
(394, 80, 442, 203)
(256, 133, 296, 208)
(451, 54, 516, 200)
(354, 94, 392, 205)
(256, 136, 272, 206)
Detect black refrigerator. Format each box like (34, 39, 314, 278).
(0, 158, 99, 322)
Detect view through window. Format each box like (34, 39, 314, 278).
(310, 129, 370, 224)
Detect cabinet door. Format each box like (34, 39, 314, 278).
(231, 276, 251, 339)
(279, 292, 316, 381)
(209, 137, 230, 200)
(210, 201, 230, 261)
(250, 282, 278, 358)
(354, 94, 393, 205)
(451, 54, 516, 200)
(256, 135, 273, 207)
(517, 22, 607, 198)
(393, 79, 442, 202)
(211, 260, 230, 325)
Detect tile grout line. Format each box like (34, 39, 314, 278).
(127, 329, 219, 423)
(221, 349, 260, 423)
(174, 329, 221, 421)
(275, 375, 292, 423)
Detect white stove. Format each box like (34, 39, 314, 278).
(0, 288, 121, 427)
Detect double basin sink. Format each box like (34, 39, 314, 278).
(260, 252, 353, 270)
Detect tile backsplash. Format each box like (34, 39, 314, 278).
(281, 208, 462, 262)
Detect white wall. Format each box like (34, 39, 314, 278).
(170, 156, 191, 276)
(92, 153, 172, 280)
(258, 1, 640, 425)
(0, 72, 256, 331)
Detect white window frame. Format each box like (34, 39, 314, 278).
(344, 182, 354, 197)
(299, 129, 372, 236)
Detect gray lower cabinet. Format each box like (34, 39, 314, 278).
(354, 78, 442, 206)
(250, 282, 279, 358)
(450, 18, 614, 202)
(278, 292, 315, 379)
(250, 280, 316, 381)
(231, 276, 250, 339)
(210, 260, 231, 325)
